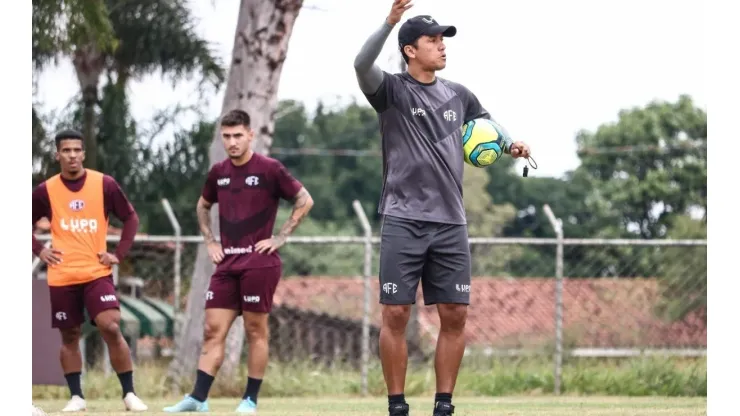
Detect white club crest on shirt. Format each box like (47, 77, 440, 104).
(69, 199, 85, 211)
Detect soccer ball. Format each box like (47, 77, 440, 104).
(461, 118, 508, 167)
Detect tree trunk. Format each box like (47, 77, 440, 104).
(72, 44, 105, 170)
(168, 0, 304, 385)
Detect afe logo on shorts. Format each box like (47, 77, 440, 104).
(60, 218, 98, 233)
(69, 199, 85, 211)
(55, 312, 67, 321)
(382, 283, 398, 294)
(456, 284, 471, 293)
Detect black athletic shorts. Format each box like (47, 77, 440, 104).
(379, 214, 471, 305)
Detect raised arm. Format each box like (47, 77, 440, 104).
(354, 0, 412, 108)
(353, 21, 394, 95)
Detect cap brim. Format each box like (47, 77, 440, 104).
(425, 25, 457, 38)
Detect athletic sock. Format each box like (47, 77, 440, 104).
(117, 371, 135, 398)
(242, 377, 263, 403)
(64, 372, 84, 399)
(388, 393, 406, 405)
(435, 392, 452, 404)
(190, 370, 215, 402)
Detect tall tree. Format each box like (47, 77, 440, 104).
(575, 94, 707, 239)
(33, 0, 117, 170)
(32, 0, 117, 71)
(560, 95, 707, 279)
(32, 0, 224, 170)
(169, 0, 305, 383)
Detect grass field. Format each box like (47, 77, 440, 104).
(33, 396, 707, 416)
(32, 357, 707, 400)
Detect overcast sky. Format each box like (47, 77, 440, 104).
(34, 0, 704, 178)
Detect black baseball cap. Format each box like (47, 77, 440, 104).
(398, 15, 457, 50)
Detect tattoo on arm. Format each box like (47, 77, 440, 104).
(196, 197, 215, 244)
(276, 188, 313, 243)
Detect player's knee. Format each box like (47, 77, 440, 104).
(244, 318, 268, 342)
(99, 320, 122, 340)
(382, 305, 411, 333)
(438, 304, 468, 333)
(60, 328, 82, 346)
(203, 321, 226, 344)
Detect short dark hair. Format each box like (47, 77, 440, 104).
(220, 109, 251, 128)
(54, 129, 84, 149)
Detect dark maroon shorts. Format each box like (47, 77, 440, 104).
(205, 266, 281, 313)
(48, 275, 120, 329)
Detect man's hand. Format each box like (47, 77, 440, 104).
(39, 248, 63, 266)
(255, 235, 287, 255)
(510, 141, 531, 159)
(97, 252, 119, 266)
(207, 241, 224, 264)
(387, 0, 413, 26)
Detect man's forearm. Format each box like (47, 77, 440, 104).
(115, 213, 139, 260)
(197, 202, 216, 243)
(354, 21, 394, 94)
(488, 117, 514, 154)
(276, 188, 313, 242)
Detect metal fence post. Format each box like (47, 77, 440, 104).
(543, 204, 564, 395)
(352, 200, 372, 397)
(161, 199, 182, 339)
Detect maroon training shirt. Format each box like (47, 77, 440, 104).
(32, 171, 139, 260)
(202, 153, 303, 272)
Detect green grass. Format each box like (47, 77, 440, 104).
(32, 356, 706, 401)
(32, 396, 707, 416)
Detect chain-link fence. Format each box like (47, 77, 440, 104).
(32, 202, 707, 395)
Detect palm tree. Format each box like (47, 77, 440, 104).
(32, 0, 225, 170)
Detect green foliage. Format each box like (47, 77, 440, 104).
(32, 107, 59, 186)
(138, 121, 215, 235)
(575, 94, 706, 239)
(105, 0, 225, 88)
(32, 0, 118, 69)
(276, 100, 384, 227)
(274, 207, 365, 277)
(32, 356, 706, 399)
(654, 215, 707, 322)
(95, 77, 145, 201)
(463, 164, 520, 275)
(32, 0, 224, 171)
